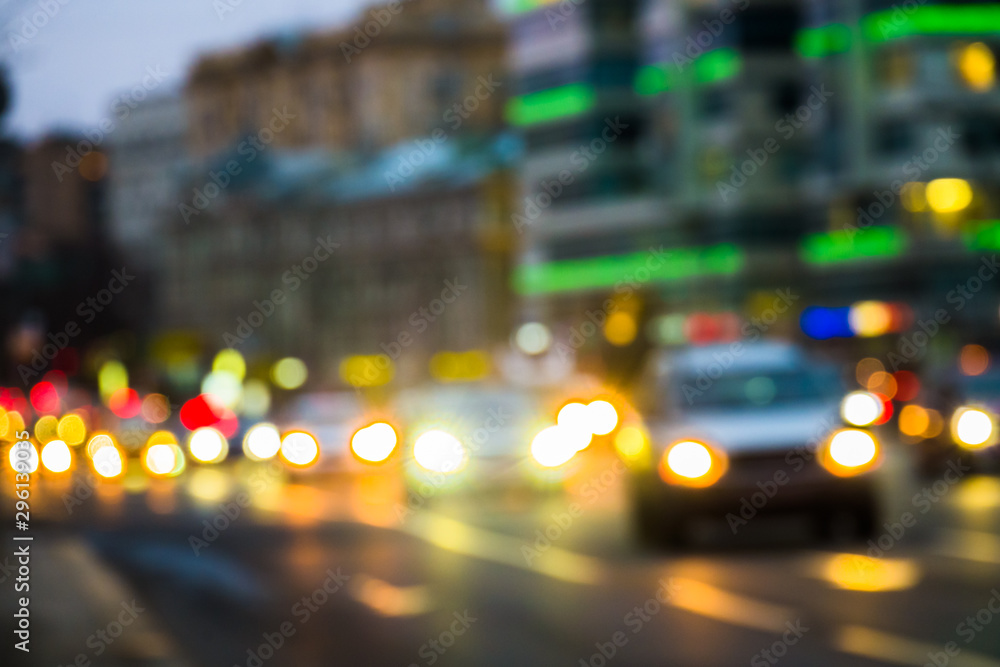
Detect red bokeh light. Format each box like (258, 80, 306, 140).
(892, 371, 921, 403)
(180, 394, 238, 437)
(108, 388, 142, 419)
(30, 382, 60, 414)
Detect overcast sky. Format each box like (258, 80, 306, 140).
(1, 0, 374, 139)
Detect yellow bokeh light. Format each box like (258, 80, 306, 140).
(957, 42, 995, 92)
(926, 178, 973, 214)
(98, 360, 128, 403)
(57, 414, 87, 446)
(667, 441, 713, 479)
(849, 301, 893, 338)
(901, 182, 927, 213)
(33, 415, 59, 443)
(213, 348, 247, 381)
(614, 426, 648, 459)
(86, 433, 116, 458)
(604, 312, 638, 347)
(0, 411, 26, 440)
(351, 423, 398, 463)
(855, 358, 884, 387)
(145, 443, 178, 476)
(952, 407, 995, 449)
(899, 405, 930, 438)
(272, 357, 308, 390)
(41, 440, 73, 473)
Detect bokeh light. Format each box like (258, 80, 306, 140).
(188, 427, 229, 464)
(33, 414, 59, 443)
(530, 425, 581, 468)
(926, 178, 973, 214)
(960, 344, 990, 376)
(41, 440, 72, 473)
(108, 388, 142, 419)
(243, 423, 282, 461)
(57, 413, 87, 446)
(351, 423, 398, 463)
(272, 357, 308, 390)
(514, 322, 552, 355)
(280, 431, 320, 467)
(413, 430, 465, 473)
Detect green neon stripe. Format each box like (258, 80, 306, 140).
(800, 227, 908, 265)
(962, 220, 1000, 250)
(512, 244, 745, 296)
(635, 64, 674, 96)
(635, 49, 742, 96)
(864, 5, 1000, 42)
(796, 24, 852, 58)
(505, 83, 597, 127)
(694, 48, 742, 84)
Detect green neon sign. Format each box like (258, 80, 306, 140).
(505, 83, 597, 127)
(800, 226, 908, 265)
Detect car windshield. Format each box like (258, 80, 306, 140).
(674, 369, 833, 410)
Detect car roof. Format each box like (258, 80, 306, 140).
(663, 342, 808, 376)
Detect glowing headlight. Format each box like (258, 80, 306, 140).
(413, 430, 466, 473)
(351, 422, 397, 463)
(280, 431, 320, 467)
(41, 440, 72, 474)
(243, 423, 282, 461)
(92, 443, 125, 478)
(530, 425, 582, 468)
(841, 391, 883, 427)
(952, 407, 996, 449)
(586, 400, 619, 436)
(188, 427, 229, 464)
(659, 440, 726, 487)
(821, 429, 880, 476)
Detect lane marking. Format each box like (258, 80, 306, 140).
(835, 625, 1000, 667)
(668, 577, 797, 633)
(402, 510, 604, 586)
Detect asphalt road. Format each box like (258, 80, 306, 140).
(10, 447, 1000, 667)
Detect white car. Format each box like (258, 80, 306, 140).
(394, 384, 565, 497)
(630, 342, 884, 546)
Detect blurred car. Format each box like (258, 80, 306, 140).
(393, 383, 567, 497)
(908, 361, 1000, 476)
(629, 342, 884, 547)
(277, 391, 386, 472)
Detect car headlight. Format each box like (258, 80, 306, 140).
(413, 430, 467, 474)
(351, 422, 398, 463)
(951, 407, 996, 449)
(820, 429, 880, 477)
(530, 425, 582, 468)
(658, 440, 727, 487)
(841, 391, 884, 427)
